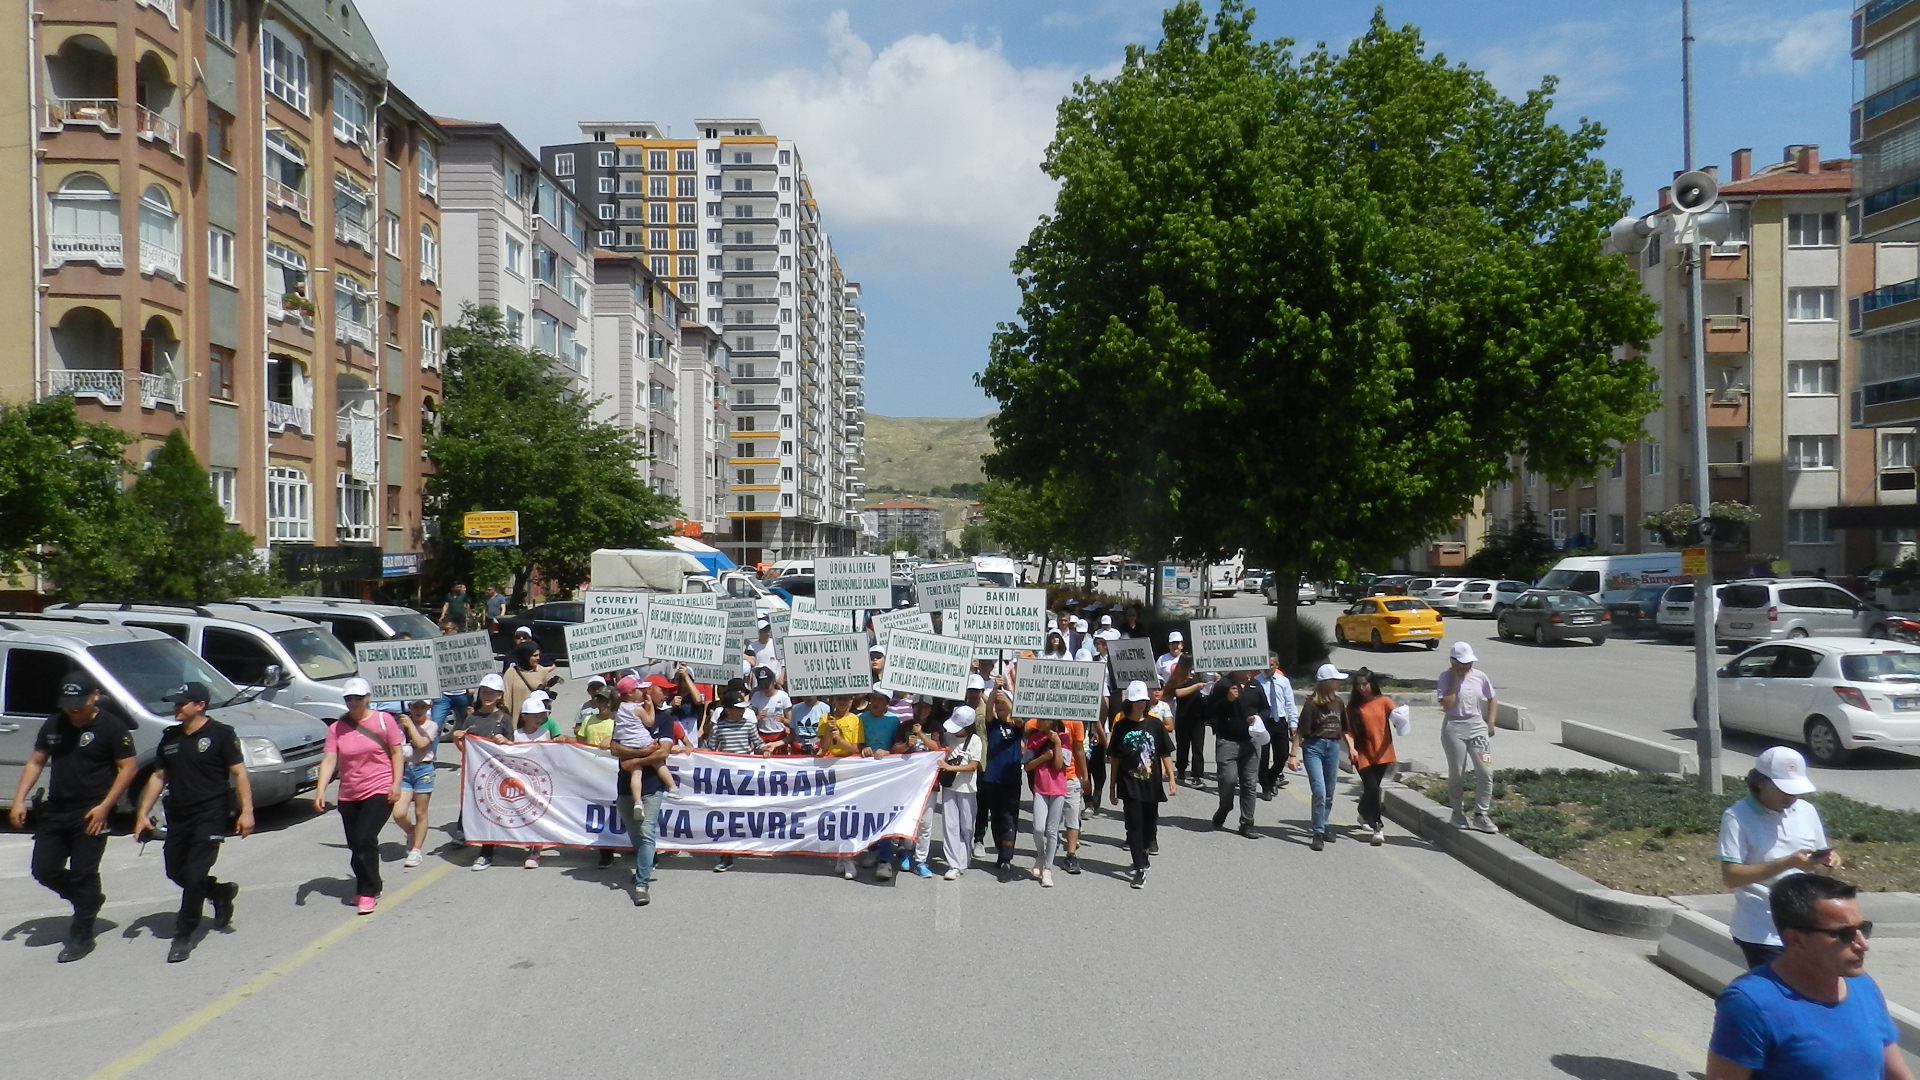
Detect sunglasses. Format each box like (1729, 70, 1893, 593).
(1794, 921, 1874, 943)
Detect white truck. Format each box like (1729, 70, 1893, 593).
(588, 549, 788, 614)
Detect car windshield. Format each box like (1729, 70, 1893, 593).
(1629, 586, 1668, 601)
(384, 611, 441, 640)
(1545, 593, 1594, 609)
(978, 572, 1015, 588)
(1383, 599, 1427, 612)
(1434, 579, 1465, 588)
(1665, 586, 1694, 603)
(273, 627, 356, 680)
(88, 639, 243, 714)
(1537, 569, 1601, 594)
(1841, 652, 1920, 683)
(1463, 580, 1491, 590)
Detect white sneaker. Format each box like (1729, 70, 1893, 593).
(942, 867, 960, 881)
(1449, 811, 1470, 829)
(404, 849, 423, 868)
(665, 786, 688, 801)
(524, 853, 541, 869)
(1040, 869, 1054, 888)
(470, 856, 491, 871)
(1471, 814, 1500, 835)
(1371, 826, 1385, 846)
(839, 858, 856, 880)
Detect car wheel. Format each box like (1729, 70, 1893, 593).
(1804, 716, 1850, 767)
(1370, 630, 1383, 650)
(1425, 639, 1439, 651)
(1590, 636, 1605, 646)
(1496, 618, 1510, 640)
(1533, 625, 1548, 646)
(1492, 604, 1508, 618)
(1787, 627, 1810, 640)
(1333, 624, 1347, 645)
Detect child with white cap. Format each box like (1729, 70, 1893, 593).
(937, 705, 982, 879)
(1288, 664, 1353, 851)
(1717, 746, 1842, 968)
(1437, 641, 1499, 834)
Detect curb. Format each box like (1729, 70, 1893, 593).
(1382, 783, 1679, 939)
(1560, 719, 1695, 776)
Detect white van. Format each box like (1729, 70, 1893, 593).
(1536, 554, 1687, 605)
(971, 555, 1018, 588)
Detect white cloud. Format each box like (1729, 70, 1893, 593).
(1748, 11, 1848, 77)
(1463, 18, 1644, 110)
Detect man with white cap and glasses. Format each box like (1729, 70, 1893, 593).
(1437, 641, 1499, 833)
(1718, 745, 1841, 969)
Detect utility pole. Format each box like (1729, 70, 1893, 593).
(1682, 0, 1724, 793)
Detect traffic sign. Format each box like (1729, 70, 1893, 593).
(1682, 547, 1708, 576)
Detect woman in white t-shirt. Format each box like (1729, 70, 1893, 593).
(1717, 746, 1842, 968)
(938, 705, 983, 880)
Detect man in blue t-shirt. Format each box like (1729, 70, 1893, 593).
(1707, 874, 1910, 1080)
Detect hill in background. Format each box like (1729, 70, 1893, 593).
(860, 414, 993, 495)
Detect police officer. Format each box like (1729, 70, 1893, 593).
(7, 671, 137, 963)
(133, 682, 253, 964)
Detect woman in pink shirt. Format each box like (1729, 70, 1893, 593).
(312, 678, 404, 914)
(1024, 717, 1068, 888)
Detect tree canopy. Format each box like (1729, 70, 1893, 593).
(426, 306, 678, 597)
(978, 2, 1659, 579)
(0, 396, 130, 581)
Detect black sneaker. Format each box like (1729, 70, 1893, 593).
(1129, 868, 1146, 889)
(713, 856, 734, 873)
(1238, 826, 1260, 840)
(1146, 843, 1159, 856)
(57, 935, 95, 963)
(211, 882, 238, 931)
(1310, 832, 1325, 852)
(1210, 810, 1228, 830)
(1062, 854, 1082, 875)
(598, 850, 616, 869)
(1258, 788, 1276, 801)
(1324, 828, 1337, 845)
(632, 884, 650, 907)
(167, 937, 192, 963)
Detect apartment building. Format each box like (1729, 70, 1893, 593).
(1487, 145, 1904, 576)
(0, 0, 446, 596)
(1846, 0, 1920, 549)
(588, 252, 683, 502)
(436, 118, 592, 390)
(861, 496, 944, 554)
(543, 119, 865, 564)
(677, 320, 733, 546)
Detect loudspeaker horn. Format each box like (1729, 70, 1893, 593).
(1672, 170, 1719, 214)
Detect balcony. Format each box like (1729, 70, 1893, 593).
(265, 179, 310, 220)
(335, 320, 373, 349)
(1855, 277, 1920, 334)
(139, 372, 181, 409)
(1701, 244, 1749, 281)
(140, 246, 181, 280)
(1709, 468, 1750, 505)
(267, 401, 312, 432)
(43, 98, 119, 133)
(135, 105, 179, 149)
(1859, 0, 1920, 55)
(1706, 389, 1751, 428)
(135, 0, 178, 25)
(49, 368, 124, 405)
(47, 233, 124, 269)
(334, 219, 372, 251)
(1703, 314, 1751, 354)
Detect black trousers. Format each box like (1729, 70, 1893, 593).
(1257, 721, 1290, 791)
(163, 803, 228, 934)
(975, 780, 1020, 860)
(1356, 764, 1391, 827)
(32, 813, 107, 930)
(337, 797, 388, 898)
(1122, 797, 1159, 870)
(1174, 712, 1208, 780)
(1085, 743, 1106, 806)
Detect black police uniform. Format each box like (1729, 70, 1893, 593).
(155, 718, 242, 934)
(29, 705, 135, 937)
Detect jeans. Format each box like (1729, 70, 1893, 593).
(163, 803, 228, 934)
(1302, 737, 1340, 834)
(941, 791, 976, 871)
(1356, 763, 1391, 829)
(1441, 722, 1494, 817)
(431, 692, 470, 735)
(1214, 737, 1258, 828)
(977, 780, 1021, 863)
(618, 787, 663, 886)
(1736, 939, 1784, 969)
(1030, 792, 1065, 870)
(337, 797, 388, 898)
(31, 814, 108, 930)
(1174, 710, 1208, 780)
(1121, 797, 1159, 869)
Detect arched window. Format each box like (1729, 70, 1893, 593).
(138, 185, 180, 277)
(47, 174, 121, 266)
(266, 466, 313, 541)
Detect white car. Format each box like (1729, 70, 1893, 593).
(1711, 637, 1920, 766)
(1422, 577, 1470, 611)
(1656, 583, 1724, 642)
(1456, 579, 1528, 617)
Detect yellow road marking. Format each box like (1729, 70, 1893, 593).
(83, 861, 455, 1080)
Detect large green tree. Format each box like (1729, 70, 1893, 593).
(0, 396, 131, 581)
(980, 3, 1659, 591)
(427, 306, 678, 598)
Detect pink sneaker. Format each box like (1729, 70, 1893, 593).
(355, 895, 376, 915)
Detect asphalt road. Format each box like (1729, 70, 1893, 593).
(0, 742, 1723, 1080)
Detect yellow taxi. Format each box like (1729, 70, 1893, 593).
(1333, 596, 1445, 650)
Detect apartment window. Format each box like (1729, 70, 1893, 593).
(332, 76, 368, 145)
(1883, 526, 1919, 543)
(598, 230, 615, 246)
(643, 150, 664, 172)
(336, 473, 374, 543)
(1607, 453, 1624, 480)
(504, 235, 525, 277)
(1645, 440, 1663, 476)
(1788, 435, 1836, 470)
(1788, 509, 1834, 545)
(779, 150, 792, 165)
(1885, 433, 1916, 470)
(1646, 528, 1666, 548)
(623, 230, 643, 246)
(261, 21, 309, 112)
(597, 177, 615, 194)
(504, 308, 524, 339)
(780, 335, 793, 350)
(649, 203, 668, 224)
(1578, 508, 1597, 543)
(1787, 213, 1838, 248)
(677, 229, 697, 250)
(201, 467, 239, 523)
(678, 282, 696, 302)
(651, 256, 668, 276)
(333, 275, 371, 331)
(678, 256, 698, 277)
(598, 151, 614, 168)
(648, 176, 667, 199)
(778, 308, 792, 323)
(207, 227, 235, 284)
(736, 496, 756, 512)
(1608, 514, 1625, 546)
(778, 203, 792, 218)
(735, 285, 755, 299)
(264, 129, 308, 196)
(676, 150, 695, 171)
(707, 229, 722, 243)
(734, 179, 754, 192)
(532, 311, 558, 355)
(622, 205, 642, 220)
(552, 153, 574, 176)
(706, 176, 721, 192)
(706, 149, 721, 164)
(266, 239, 307, 298)
(623, 153, 641, 167)
(780, 255, 792, 270)
(1787, 288, 1837, 322)
(780, 440, 794, 456)
(267, 467, 313, 541)
(780, 414, 793, 429)
(1787, 361, 1838, 395)
(417, 140, 438, 199)
(206, 0, 235, 45)
(779, 230, 792, 244)
(707, 308, 722, 323)
(598, 204, 614, 220)
(733, 204, 753, 219)
(1645, 234, 1661, 266)
(779, 282, 792, 297)
(207, 345, 235, 401)
(677, 203, 698, 224)
(206, 106, 234, 165)
(677, 176, 696, 198)
(533, 244, 557, 287)
(779, 176, 792, 192)
(1546, 509, 1568, 545)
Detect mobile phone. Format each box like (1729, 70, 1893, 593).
(1810, 848, 1833, 860)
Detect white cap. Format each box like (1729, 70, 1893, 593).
(966, 673, 988, 691)
(1072, 617, 1088, 632)
(585, 675, 607, 687)
(519, 697, 547, 715)
(513, 626, 532, 638)
(341, 677, 372, 698)
(529, 690, 550, 704)
(1124, 680, 1150, 702)
(1100, 615, 1113, 626)
(478, 673, 505, 692)
(1167, 631, 1184, 643)
(1450, 641, 1478, 664)
(870, 683, 891, 697)
(1098, 628, 1120, 641)
(944, 705, 977, 733)
(1756, 746, 1816, 795)
(1314, 663, 1348, 682)
(870, 644, 888, 656)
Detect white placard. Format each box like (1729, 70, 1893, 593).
(787, 609, 856, 636)
(766, 609, 792, 641)
(792, 596, 816, 612)
(783, 632, 874, 697)
(653, 592, 719, 608)
(433, 632, 496, 693)
(936, 608, 961, 636)
(644, 603, 731, 665)
(869, 605, 934, 649)
(816, 556, 891, 611)
(563, 615, 651, 675)
(878, 629, 975, 700)
(354, 639, 441, 701)
(913, 562, 978, 610)
(585, 589, 650, 624)
(1011, 658, 1108, 723)
(1107, 637, 1157, 687)
(718, 597, 758, 647)
(684, 661, 742, 686)
(956, 587, 1047, 652)
(1190, 617, 1270, 673)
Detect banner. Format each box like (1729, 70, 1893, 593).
(1190, 617, 1270, 673)
(585, 589, 650, 624)
(787, 609, 856, 637)
(869, 605, 933, 648)
(1012, 658, 1107, 723)
(354, 639, 440, 701)
(880, 629, 974, 699)
(433, 632, 496, 694)
(460, 740, 940, 855)
(783, 632, 873, 696)
(564, 615, 650, 675)
(956, 587, 1046, 652)
(815, 556, 892, 611)
(1108, 638, 1157, 687)
(645, 603, 731, 665)
(913, 562, 978, 610)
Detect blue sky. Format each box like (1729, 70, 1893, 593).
(362, 1, 1853, 418)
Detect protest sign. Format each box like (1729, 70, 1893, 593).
(783, 632, 873, 697)
(878, 629, 974, 699)
(433, 632, 496, 694)
(792, 596, 816, 612)
(1190, 617, 1270, 673)
(815, 556, 891, 611)
(584, 589, 649, 624)
(765, 609, 791, 641)
(461, 741, 941, 855)
(353, 639, 440, 701)
(1011, 658, 1107, 723)
(645, 603, 731, 665)
(563, 615, 651, 675)
(787, 609, 855, 637)
(1107, 637, 1157, 687)
(653, 592, 718, 608)
(869, 605, 934, 649)
(684, 662, 741, 685)
(913, 562, 979, 610)
(718, 597, 758, 648)
(955, 587, 1046, 652)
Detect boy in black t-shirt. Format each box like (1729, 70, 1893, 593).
(1108, 681, 1177, 889)
(134, 683, 253, 964)
(8, 672, 137, 962)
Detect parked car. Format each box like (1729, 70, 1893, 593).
(1656, 583, 1726, 642)
(1332, 575, 1377, 601)
(1241, 569, 1271, 594)
(1712, 638, 1920, 765)
(1296, 579, 1319, 606)
(1604, 585, 1671, 638)
(1715, 579, 1873, 645)
(1422, 578, 1471, 612)
(1333, 596, 1444, 650)
(1403, 577, 1436, 600)
(1496, 590, 1610, 646)
(1456, 579, 1528, 617)
(491, 601, 585, 663)
(1366, 575, 1414, 597)
(230, 597, 442, 648)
